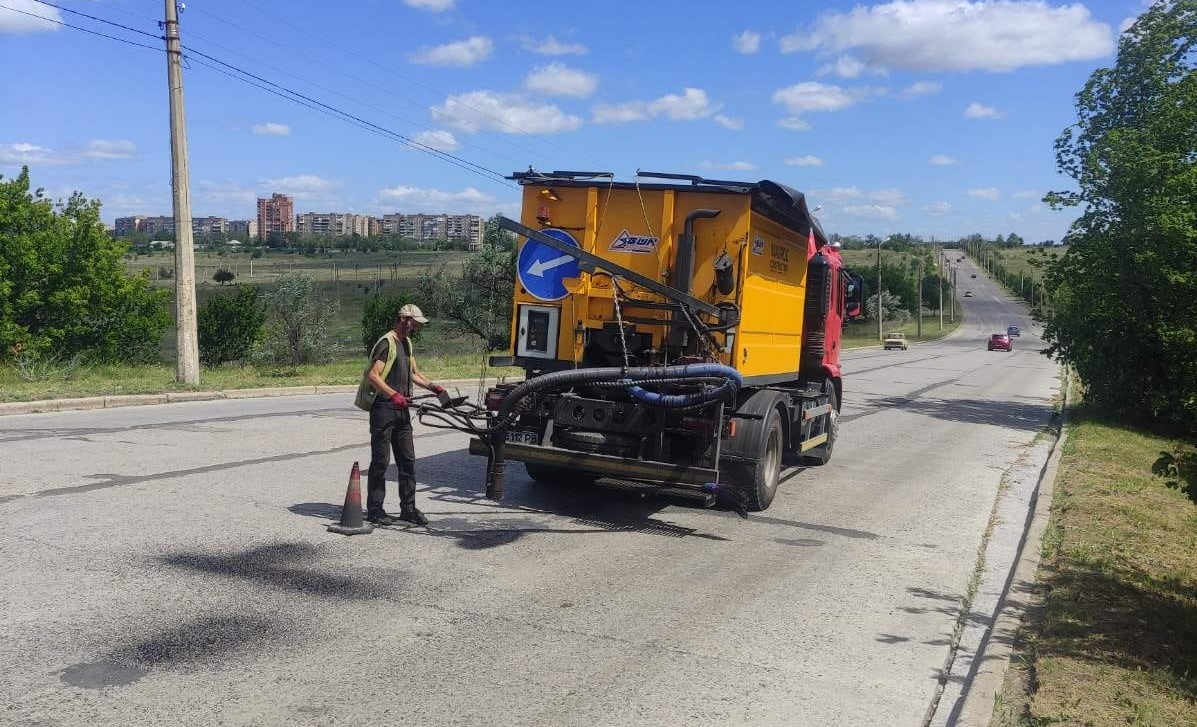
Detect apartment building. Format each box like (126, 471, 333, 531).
(114, 216, 144, 237)
(228, 219, 258, 238)
(141, 216, 176, 236)
(257, 193, 295, 240)
(192, 216, 228, 235)
(296, 212, 371, 236)
(380, 213, 483, 247)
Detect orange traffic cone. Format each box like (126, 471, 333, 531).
(327, 461, 374, 535)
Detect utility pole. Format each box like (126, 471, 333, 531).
(164, 0, 199, 385)
(950, 268, 956, 322)
(876, 240, 883, 342)
(937, 244, 944, 330)
(916, 259, 923, 338)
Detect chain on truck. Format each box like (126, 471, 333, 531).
(418, 170, 865, 514)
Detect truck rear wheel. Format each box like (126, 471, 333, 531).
(722, 390, 787, 512)
(744, 407, 784, 511)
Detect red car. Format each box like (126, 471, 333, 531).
(988, 333, 1012, 352)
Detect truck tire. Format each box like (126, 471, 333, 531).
(721, 390, 787, 512)
(744, 407, 784, 511)
(803, 380, 838, 466)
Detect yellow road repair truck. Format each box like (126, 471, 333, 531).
(469, 170, 864, 512)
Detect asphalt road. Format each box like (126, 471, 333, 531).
(0, 257, 1059, 727)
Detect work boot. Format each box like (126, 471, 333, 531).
(366, 510, 394, 526)
(398, 509, 429, 527)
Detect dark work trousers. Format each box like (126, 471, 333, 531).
(366, 401, 417, 515)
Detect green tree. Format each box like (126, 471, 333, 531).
(213, 268, 235, 285)
(197, 284, 266, 365)
(360, 293, 410, 353)
(255, 273, 338, 365)
(1044, 0, 1197, 433)
(0, 167, 170, 363)
(416, 237, 515, 348)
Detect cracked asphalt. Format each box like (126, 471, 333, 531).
(0, 258, 1059, 726)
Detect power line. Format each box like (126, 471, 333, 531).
(179, 27, 528, 169)
(180, 45, 516, 189)
(29, 0, 160, 40)
(0, 1, 161, 50)
(14, 0, 518, 189)
(184, 53, 500, 184)
(192, 1, 589, 168)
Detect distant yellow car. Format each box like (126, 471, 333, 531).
(883, 331, 909, 350)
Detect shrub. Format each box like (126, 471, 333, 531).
(198, 285, 267, 365)
(254, 274, 338, 365)
(360, 293, 409, 352)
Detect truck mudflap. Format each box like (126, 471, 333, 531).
(467, 438, 718, 487)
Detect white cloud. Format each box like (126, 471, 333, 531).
(432, 91, 582, 134)
(524, 62, 598, 98)
(819, 186, 865, 202)
(817, 56, 868, 79)
(648, 88, 720, 120)
(771, 82, 885, 129)
(843, 204, 899, 220)
(968, 187, 1001, 200)
(1012, 188, 1041, 199)
(1008, 212, 1024, 222)
(195, 180, 257, 209)
(523, 35, 588, 56)
(699, 161, 758, 171)
(732, 30, 761, 54)
(592, 87, 720, 124)
(869, 188, 908, 205)
(930, 154, 957, 166)
(592, 102, 650, 124)
(402, 0, 454, 11)
(964, 102, 1002, 119)
(898, 81, 942, 99)
(777, 117, 812, 131)
(413, 129, 460, 151)
(252, 122, 291, 137)
(0, 142, 66, 166)
(779, 0, 1114, 73)
(83, 140, 137, 160)
(713, 114, 744, 130)
(376, 185, 510, 215)
(1118, 16, 1137, 33)
(260, 175, 342, 203)
(0, 0, 60, 33)
(924, 201, 951, 216)
(410, 36, 492, 67)
(785, 155, 824, 167)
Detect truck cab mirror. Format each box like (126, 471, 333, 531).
(844, 271, 865, 321)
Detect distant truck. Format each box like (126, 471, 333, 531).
(472, 170, 865, 511)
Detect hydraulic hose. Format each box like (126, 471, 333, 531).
(496, 363, 742, 425)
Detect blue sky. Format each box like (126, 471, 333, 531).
(0, 0, 1149, 242)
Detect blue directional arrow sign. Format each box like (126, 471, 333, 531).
(517, 228, 581, 301)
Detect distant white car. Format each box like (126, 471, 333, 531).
(963, 291, 974, 297)
(883, 331, 908, 351)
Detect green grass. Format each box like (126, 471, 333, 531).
(842, 315, 962, 349)
(0, 352, 520, 402)
(998, 407, 1197, 726)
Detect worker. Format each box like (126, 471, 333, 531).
(356, 303, 449, 526)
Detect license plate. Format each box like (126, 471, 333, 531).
(504, 430, 540, 445)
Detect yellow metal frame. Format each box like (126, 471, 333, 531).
(510, 182, 811, 379)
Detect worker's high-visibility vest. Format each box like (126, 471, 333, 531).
(354, 331, 414, 411)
